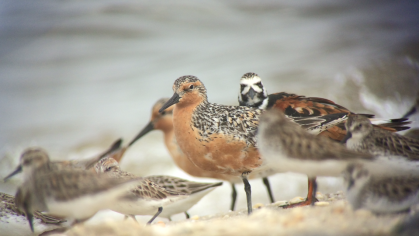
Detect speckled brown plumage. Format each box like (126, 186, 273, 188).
(0, 192, 65, 224)
(16, 162, 142, 207)
(95, 157, 185, 200)
(127, 98, 278, 211)
(345, 115, 419, 160)
(146, 175, 223, 195)
(162, 75, 360, 214)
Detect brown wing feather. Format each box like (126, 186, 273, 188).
(270, 93, 410, 141)
(270, 93, 351, 117)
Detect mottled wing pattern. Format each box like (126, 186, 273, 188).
(33, 168, 140, 201)
(372, 130, 419, 160)
(262, 113, 374, 161)
(317, 124, 348, 141)
(1, 192, 65, 224)
(1, 191, 15, 205)
(368, 176, 419, 202)
(268, 92, 410, 140)
(268, 93, 351, 117)
(146, 175, 222, 195)
(127, 179, 184, 200)
(94, 159, 184, 200)
(291, 113, 349, 134)
(36, 212, 67, 224)
(192, 102, 262, 146)
(1, 192, 26, 217)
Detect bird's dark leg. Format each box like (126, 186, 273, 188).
(311, 177, 318, 206)
(147, 207, 163, 224)
(242, 173, 252, 215)
(230, 183, 237, 211)
(262, 177, 275, 203)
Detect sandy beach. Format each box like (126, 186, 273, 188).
(64, 191, 412, 236)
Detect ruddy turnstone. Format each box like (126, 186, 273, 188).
(238, 72, 410, 140)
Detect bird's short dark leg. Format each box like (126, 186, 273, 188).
(147, 207, 163, 224)
(311, 178, 318, 206)
(230, 183, 237, 211)
(242, 173, 252, 215)
(262, 177, 275, 203)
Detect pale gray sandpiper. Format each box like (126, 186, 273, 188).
(257, 109, 380, 172)
(342, 163, 419, 214)
(3, 138, 123, 180)
(257, 109, 378, 205)
(0, 192, 67, 236)
(3, 147, 143, 232)
(95, 157, 222, 222)
(145, 175, 222, 219)
(342, 115, 419, 159)
(257, 110, 419, 207)
(158, 75, 351, 214)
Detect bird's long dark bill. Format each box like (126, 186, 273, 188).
(84, 138, 124, 169)
(97, 138, 123, 160)
(128, 121, 155, 147)
(3, 165, 22, 181)
(159, 93, 180, 113)
(340, 132, 352, 144)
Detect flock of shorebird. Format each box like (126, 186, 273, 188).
(1, 72, 419, 235)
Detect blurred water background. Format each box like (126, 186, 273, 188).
(1, 0, 419, 223)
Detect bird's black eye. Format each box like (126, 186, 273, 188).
(23, 159, 32, 165)
(255, 82, 262, 87)
(105, 166, 115, 172)
(161, 111, 166, 115)
(240, 84, 246, 90)
(353, 123, 363, 131)
(189, 85, 194, 89)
